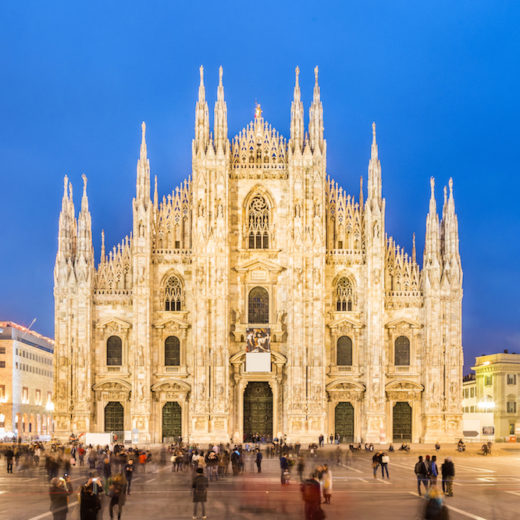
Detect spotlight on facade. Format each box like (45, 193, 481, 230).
(477, 400, 495, 410)
(45, 401, 55, 412)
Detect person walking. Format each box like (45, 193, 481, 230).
(430, 455, 439, 487)
(255, 449, 263, 473)
(49, 475, 73, 520)
(372, 451, 381, 479)
(300, 473, 323, 520)
(441, 457, 455, 497)
(124, 459, 134, 495)
(107, 472, 127, 520)
(422, 486, 450, 519)
(297, 456, 305, 482)
(79, 477, 102, 520)
(414, 456, 429, 496)
(192, 467, 209, 520)
(322, 464, 333, 504)
(5, 446, 14, 474)
(381, 452, 390, 479)
(280, 454, 290, 485)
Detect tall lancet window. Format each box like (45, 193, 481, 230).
(247, 195, 270, 249)
(336, 277, 354, 311)
(164, 276, 183, 311)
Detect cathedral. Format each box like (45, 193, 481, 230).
(53, 66, 463, 444)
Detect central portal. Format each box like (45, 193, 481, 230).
(243, 382, 273, 441)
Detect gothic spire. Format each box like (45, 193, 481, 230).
(194, 65, 210, 154)
(136, 121, 150, 205)
(214, 66, 228, 153)
(100, 229, 105, 264)
(57, 175, 72, 260)
(441, 178, 461, 281)
(77, 174, 93, 266)
(412, 232, 416, 264)
(309, 66, 324, 154)
(290, 66, 304, 152)
(367, 122, 382, 207)
(424, 177, 441, 273)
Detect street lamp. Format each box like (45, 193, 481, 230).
(477, 400, 495, 411)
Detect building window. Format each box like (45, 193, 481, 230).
(484, 375, 492, 386)
(337, 336, 353, 366)
(0, 385, 5, 400)
(22, 387, 28, 404)
(247, 195, 270, 249)
(0, 347, 5, 354)
(248, 287, 269, 324)
(106, 336, 123, 366)
(470, 387, 475, 398)
(507, 374, 517, 385)
(394, 336, 410, 366)
(35, 389, 41, 405)
(507, 401, 517, 414)
(165, 336, 180, 366)
(104, 402, 124, 433)
(0, 361, 5, 368)
(336, 277, 353, 311)
(164, 276, 183, 311)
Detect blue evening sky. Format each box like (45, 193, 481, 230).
(0, 1, 518, 373)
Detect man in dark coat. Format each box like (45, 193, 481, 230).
(80, 478, 102, 520)
(192, 467, 209, 519)
(49, 476, 73, 520)
(255, 449, 263, 473)
(5, 446, 14, 474)
(441, 457, 455, 497)
(108, 472, 127, 520)
(415, 456, 429, 496)
(300, 473, 324, 520)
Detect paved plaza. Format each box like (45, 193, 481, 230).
(0, 447, 519, 520)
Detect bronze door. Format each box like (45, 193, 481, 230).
(335, 402, 354, 442)
(162, 402, 182, 441)
(243, 382, 273, 438)
(104, 402, 124, 433)
(393, 401, 412, 441)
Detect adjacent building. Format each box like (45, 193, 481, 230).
(0, 321, 54, 439)
(53, 67, 463, 444)
(470, 351, 520, 440)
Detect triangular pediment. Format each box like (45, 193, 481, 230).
(234, 258, 285, 274)
(151, 379, 191, 393)
(153, 315, 190, 329)
(95, 317, 131, 330)
(385, 380, 424, 392)
(385, 317, 422, 329)
(328, 316, 364, 330)
(326, 379, 366, 392)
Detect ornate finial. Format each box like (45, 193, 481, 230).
(219, 65, 223, 85)
(255, 103, 262, 119)
(314, 66, 319, 83)
(199, 65, 204, 84)
(359, 176, 364, 207)
(154, 175, 158, 206)
(449, 177, 453, 196)
(141, 121, 146, 139)
(63, 175, 68, 198)
(412, 233, 416, 263)
(430, 176, 435, 194)
(295, 66, 300, 85)
(444, 185, 448, 205)
(82, 173, 87, 192)
(68, 181, 73, 201)
(372, 122, 376, 140)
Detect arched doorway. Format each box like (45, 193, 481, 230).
(243, 382, 273, 441)
(335, 402, 354, 442)
(104, 402, 124, 433)
(393, 402, 412, 441)
(162, 402, 182, 442)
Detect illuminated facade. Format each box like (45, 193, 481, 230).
(53, 67, 463, 443)
(0, 321, 54, 439)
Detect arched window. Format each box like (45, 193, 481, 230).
(164, 276, 183, 311)
(247, 195, 270, 249)
(248, 287, 269, 324)
(337, 336, 353, 366)
(394, 336, 410, 366)
(165, 336, 180, 366)
(106, 336, 122, 366)
(336, 277, 354, 311)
